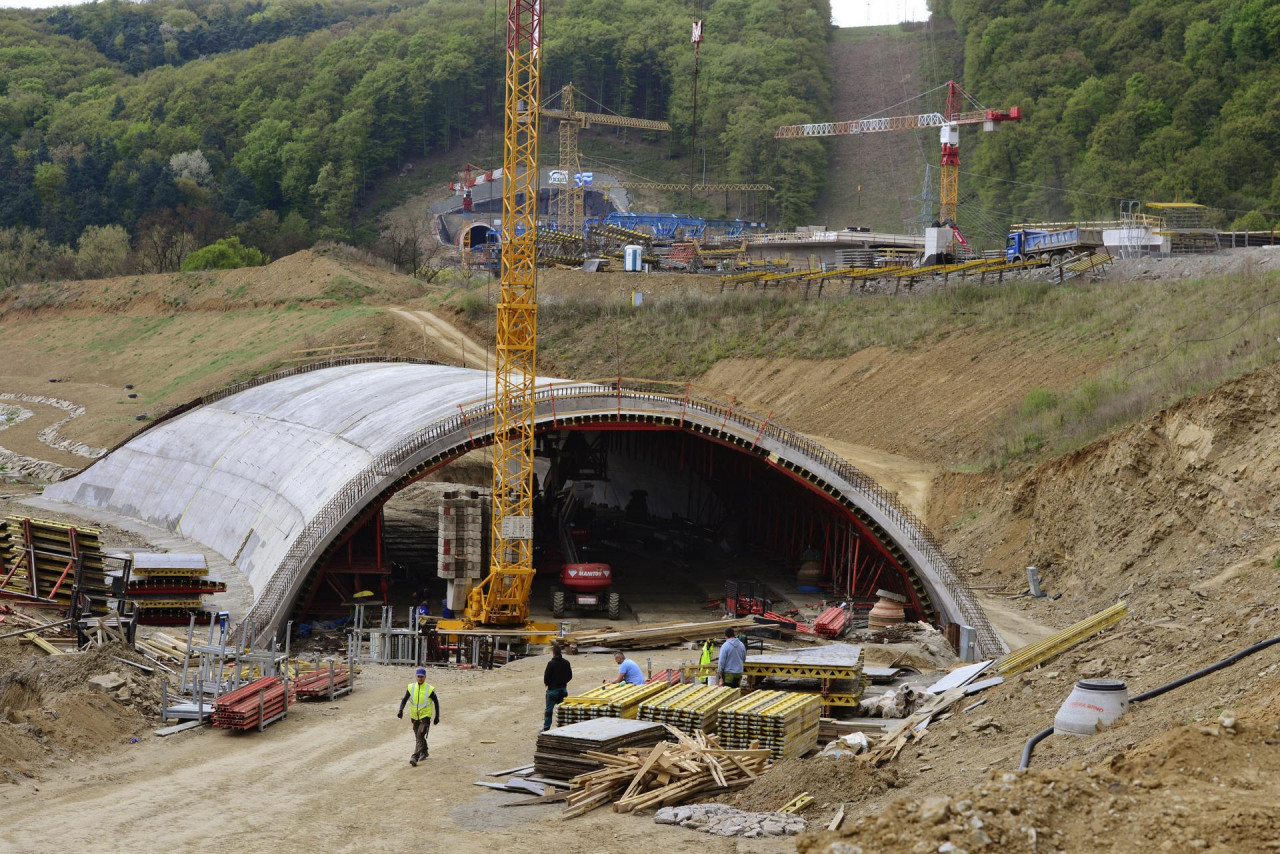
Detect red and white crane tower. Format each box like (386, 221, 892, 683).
(776, 80, 1021, 228)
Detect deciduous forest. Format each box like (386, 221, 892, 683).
(0, 0, 831, 281)
(934, 0, 1280, 228)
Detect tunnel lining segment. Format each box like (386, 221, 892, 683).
(240, 379, 1002, 655)
(45, 364, 1001, 655)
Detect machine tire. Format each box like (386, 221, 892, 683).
(1013, 254, 1025, 264)
(607, 592, 621, 621)
(551, 589, 565, 619)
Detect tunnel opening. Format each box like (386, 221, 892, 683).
(291, 423, 927, 628)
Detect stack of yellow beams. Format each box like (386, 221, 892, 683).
(636, 685, 740, 734)
(718, 690, 820, 760)
(996, 601, 1129, 676)
(555, 682, 669, 724)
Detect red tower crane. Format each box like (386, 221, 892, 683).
(776, 80, 1020, 227)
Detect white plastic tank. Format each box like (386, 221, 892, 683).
(1054, 679, 1129, 735)
(624, 244, 643, 272)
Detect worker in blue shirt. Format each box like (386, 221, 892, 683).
(716, 627, 747, 688)
(605, 650, 646, 685)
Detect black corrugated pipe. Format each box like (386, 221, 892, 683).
(1018, 634, 1280, 771)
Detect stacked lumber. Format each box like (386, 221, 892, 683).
(128, 553, 223, 626)
(211, 676, 294, 730)
(719, 691, 821, 760)
(293, 667, 351, 700)
(534, 717, 666, 780)
(135, 632, 192, 662)
(1, 517, 110, 613)
(637, 684, 740, 734)
(565, 617, 757, 650)
(561, 725, 771, 819)
(996, 601, 1129, 676)
(554, 682, 668, 724)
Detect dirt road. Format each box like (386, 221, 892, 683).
(390, 307, 491, 370)
(0, 652, 791, 854)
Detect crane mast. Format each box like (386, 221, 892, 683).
(465, 0, 541, 625)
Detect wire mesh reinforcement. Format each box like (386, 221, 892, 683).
(224, 376, 1000, 655)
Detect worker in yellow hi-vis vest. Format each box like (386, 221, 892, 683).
(699, 638, 715, 685)
(397, 667, 442, 766)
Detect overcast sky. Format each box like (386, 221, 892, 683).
(831, 0, 929, 27)
(1, 0, 931, 25)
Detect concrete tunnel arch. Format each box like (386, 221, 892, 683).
(44, 361, 1002, 655)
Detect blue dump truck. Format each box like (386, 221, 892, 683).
(1006, 226, 1105, 264)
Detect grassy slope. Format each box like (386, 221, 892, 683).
(0, 246, 446, 449)
(454, 263, 1280, 467)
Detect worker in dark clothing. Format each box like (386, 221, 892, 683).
(543, 643, 573, 731)
(397, 667, 442, 766)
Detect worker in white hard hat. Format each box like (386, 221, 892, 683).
(397, 667, 441, 766)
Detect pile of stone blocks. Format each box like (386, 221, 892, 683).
(654, 804, 807, 838)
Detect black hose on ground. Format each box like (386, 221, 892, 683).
(1017, 634, 1280, 771)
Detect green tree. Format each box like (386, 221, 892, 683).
(180, 236, 268, 270)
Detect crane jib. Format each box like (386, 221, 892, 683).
(776, 113, 948, 138)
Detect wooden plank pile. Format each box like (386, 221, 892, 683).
(554, 682, 668, 725)
(565, 617, 757, 650)
(561, 725, 771, 819)
(534, 717, 666, 780)
(637, 684, 740, 734)
(294, 666, 351, 700)
(211, 676, 294, 730)
(719, 690, 821, 760)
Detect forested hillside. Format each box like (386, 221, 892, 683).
(932, 0, 1280, 228)
(0, 0, 830, 284)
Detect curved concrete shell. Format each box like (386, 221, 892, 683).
(46, 362, 1001, 655)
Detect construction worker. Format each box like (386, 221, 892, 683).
(716, 627, 746, 688)
(699, 638, 715, 685)
(543, 643, 573, 731)
(605, 650, 646, 686)
(397, 667, 441, 766)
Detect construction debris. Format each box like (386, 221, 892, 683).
(564, 617, 758, 649)
(996, 601, 1129, 676)
(561, 725, 771, 819)
(654, 803, 806, 838)
(534, 717, 667, 780)
(862, 685, 968, 766)
(210, 675, 293, 731)
(719, 691, 821, 760)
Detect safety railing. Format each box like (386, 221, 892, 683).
(234, 372, 1002, 655)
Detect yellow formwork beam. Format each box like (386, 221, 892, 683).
(996, 601, 1129, 676)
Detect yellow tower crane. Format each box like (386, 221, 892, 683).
(541, 83, 672, 234)
(459, 0, 543, 627)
